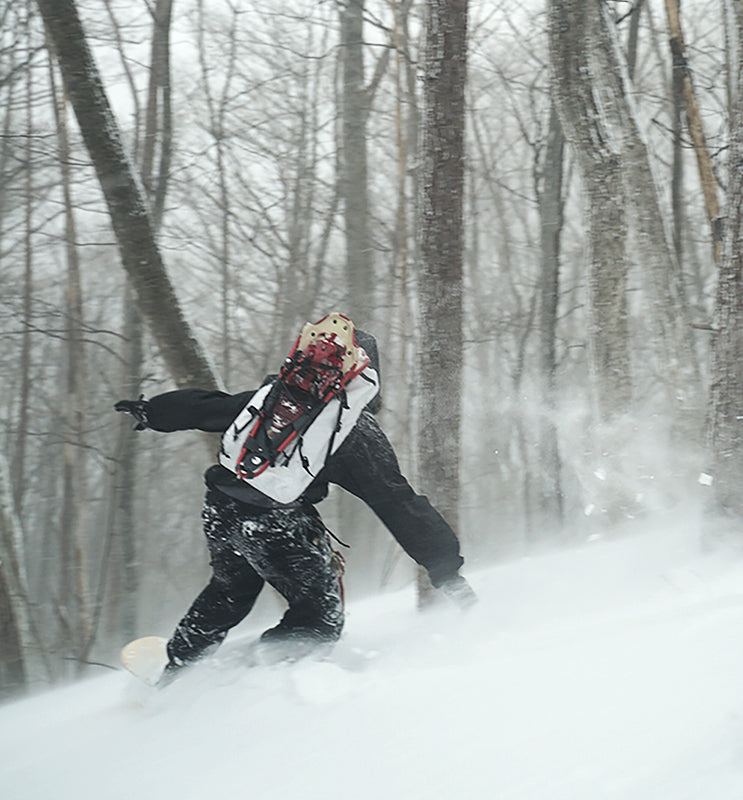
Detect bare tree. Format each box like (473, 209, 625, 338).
(141, 0, 173, 231)
(664, 0, 722, 262)
(709, 3, 743, 520)
(35, 0, 217, 390)
(0, 454, 51, 696)
(550, 1, 703, 423)
(47, 37, 92, 665)
(599, 3, 701, 412)
(339, 0, 412, 323)
(13, 4, 35, 516)
(1, 3, 36, 693)
(626, 0, 647, 80)
(417, 0, 468, 597)
(0, 454, 30, 696)
(548, 0, 631, 422)
(339, 0, 371, 317)
(536, 101, 565, 530)
(100, 0, 175, 650)
(195, 0, 236, 384)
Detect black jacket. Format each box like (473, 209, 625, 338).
(145, 388, 464, 587)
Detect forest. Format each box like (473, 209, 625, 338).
(1, 0, 742, 701)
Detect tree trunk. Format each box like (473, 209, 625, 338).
(626, 0, 647, 80)
(49, 46, 91, 664)
(196, 0, 235, 383)
(550, 1, 701, 420)
(0, 454, 50, 696)
(140, 0, 173, 223)
(709, 5, 743, 519)
(388, 0, 417, 460)
(664, 0, 722, 262)
(598, 3, 701, 413)
(106, 0, 173, 647)
(36, 0, 217, 390)
(338, 0, 409, 323)
(13, 9, 34, 515)
(536, 102, 565, 530)
(670, 0, 685, 270)
(340, 0, 371, 318)
(111, 293, 143, 643)
(549, 1, 631, 421)
(417, 0, 468, 601)
(0, 456, 28, 696)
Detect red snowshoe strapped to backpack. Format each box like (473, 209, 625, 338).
(282, 313, 370, 400)
(218, 314, 379, 504)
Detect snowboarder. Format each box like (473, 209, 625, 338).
(115, 313, 474, 682)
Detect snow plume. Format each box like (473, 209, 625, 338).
(2, 512, 743, 800)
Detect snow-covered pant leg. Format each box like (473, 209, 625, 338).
(165, 496, 265, 669)
(211, 489, 344, 646)
(166, 489, 344, 673)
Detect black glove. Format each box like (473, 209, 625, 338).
(438, 574, 478, 610)
(114, 395, 150, 431)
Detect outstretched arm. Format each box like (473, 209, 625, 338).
(115, 388, 255, 433)
(324, 412, 473, 601)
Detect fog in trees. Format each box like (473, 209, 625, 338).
(0, 0, 736, 697)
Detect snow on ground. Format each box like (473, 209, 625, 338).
(3, 511, 743, 800)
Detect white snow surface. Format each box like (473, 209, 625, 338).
(3, 514, 743, 800)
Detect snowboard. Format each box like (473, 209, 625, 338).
(120, 636, 169, 686)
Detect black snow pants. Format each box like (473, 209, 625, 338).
(166, 488, 344, 670)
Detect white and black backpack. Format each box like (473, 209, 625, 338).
(218, 314, 379, 505)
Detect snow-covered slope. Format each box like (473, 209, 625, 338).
(3, 515, 743, 800)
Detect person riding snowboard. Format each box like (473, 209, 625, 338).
(115, 313, 475, 682)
